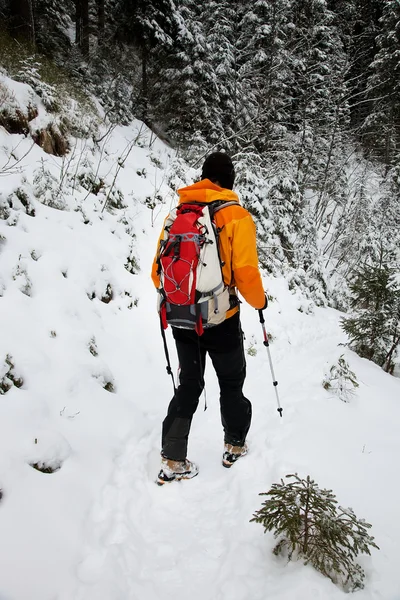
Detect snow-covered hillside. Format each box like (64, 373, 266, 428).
(0, 76, 400, 600)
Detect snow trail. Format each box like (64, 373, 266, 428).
(65, 304, 348, 600)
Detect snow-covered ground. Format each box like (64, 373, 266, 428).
(0, 76, 400, 600)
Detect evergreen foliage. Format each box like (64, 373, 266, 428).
(341, 261, 400, 372)
(251, 474, 379, 591)
(33, 0, 73, 56)
(114, 0, 179, 120)
(1, 0, 399, 326)
(362, 0, 400, 167)
(239, 0, 292, 156)
(15, 56, 58, 110)
(322, 355, 359, 402)
(152, 0, 221, 154)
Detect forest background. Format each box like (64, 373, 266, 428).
(1, 0, 399, 372)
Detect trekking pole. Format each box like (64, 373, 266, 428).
(258, 310, 283, 417)
(160, 315, 177, 394)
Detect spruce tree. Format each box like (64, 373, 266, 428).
(287, 0, 349, 201)
(251, 474, 379, 591)
(8, 0, 35, 45)
(151, 0, 221, 154)
(34, 0, 73, 57)
(114, 0, 179, 121)
(201, 0, 244, 152)
(239, 0, 293, 158)
(362, 0, 400, 168)
(330, 166, 375, 277)
(329, 0, 382, 131)
(341, 259, 400, 372)
(95, 0, 105, 45)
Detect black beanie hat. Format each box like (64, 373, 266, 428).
(201, 152, 235, 190)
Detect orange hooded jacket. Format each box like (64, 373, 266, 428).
(151, 179, 265, 318)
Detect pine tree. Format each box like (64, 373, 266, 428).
(362, 0, 400, 169)
(0, 0, 7, 21)
(287, 0, 349, 200)
(251, 474, 379, 591)
(74, 0, 91, 57)
(34, 0, 74, 56)
(114, 0, 179, 121)
(341, 258, 400, 372)
(265, 173, 327, 304)
(329, 164, 376, 278)
(238, 0, 293, 158)
(329, 0, 382, 131)
(8, 0, 35, 45)
(96, 0, 105, 44)
(201, 0, 250, 152)
(151, 0, 221, 154)
(322, 355, 359, 402)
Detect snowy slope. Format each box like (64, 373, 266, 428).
(0, 78, 400, 600)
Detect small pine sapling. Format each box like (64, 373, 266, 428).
(251, 474, 379, 591)
(322, 355, 359, 402)
(16, 57, 59, 111)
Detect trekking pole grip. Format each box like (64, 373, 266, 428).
(258, 310, 269, 347)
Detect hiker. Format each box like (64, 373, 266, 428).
(151, 152, 268, 484)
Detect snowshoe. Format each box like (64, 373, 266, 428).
(222, 442, 248, 468)
(157, 456, 199, 485)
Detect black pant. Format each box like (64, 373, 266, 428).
(162, 313, 251, 460)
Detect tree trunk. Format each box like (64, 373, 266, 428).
(76, 0, 89, 56)
(82, 0, 90, 57)
(9, 0, 35, 45)
(382, 333, 400, 373)
(97, 0, 105, 45)
(141, 45, 148, 121)
(75, 0, 82, 46)
(384, 103, 394, 174)
(315, 104, 340, 228)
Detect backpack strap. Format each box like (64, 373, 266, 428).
(210, 200, 238, 215)
(177, 200, 238, 216)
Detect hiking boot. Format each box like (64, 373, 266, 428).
(156, 456, 199, 485)
(222, 442, 248, 468)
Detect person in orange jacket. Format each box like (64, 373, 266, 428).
(152, 152, 267, 484)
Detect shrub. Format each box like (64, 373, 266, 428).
(16, 57, 58, 111)
(251, 474, 379, 592)
(0, 354, 23, 394)
(322, 355, 359, 403)
(33, 160, 66, 209)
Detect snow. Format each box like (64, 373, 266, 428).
(1, 78, 400, 600)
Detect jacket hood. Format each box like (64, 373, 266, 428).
(177, 179, 239, 205)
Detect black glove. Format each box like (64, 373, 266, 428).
(257, 294, 268, 311)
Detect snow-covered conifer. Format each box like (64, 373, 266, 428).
(251, 473, 379, 591)
(342, 260, 400, 372)
(363, 0, 400, 168)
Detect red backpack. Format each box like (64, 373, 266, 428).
(156, 201, 236, 335)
